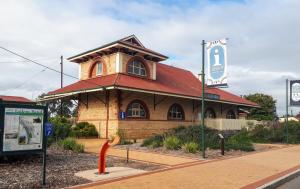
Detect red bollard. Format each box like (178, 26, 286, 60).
(98, 140, 109, 174)
(98, 135, 120, 174)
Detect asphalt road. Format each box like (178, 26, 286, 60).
(276, 176, 300, 189)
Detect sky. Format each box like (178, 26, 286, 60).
(0, 0, 299, 116)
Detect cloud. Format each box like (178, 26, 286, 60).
(0, 0, 299, 115)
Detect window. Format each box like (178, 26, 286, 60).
(128, 60, 146, 76)
(168, 104, 184, 120)
(97, 63, 103, 76)
(205, 108, 216, 119)
(226, 110, 236, 119)
(126, 100, 148, 118)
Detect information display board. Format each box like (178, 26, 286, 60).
(0, 103, 47, 155)
(3, 107, 43, 151)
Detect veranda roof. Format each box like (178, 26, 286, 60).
(42, 63, 258, 108)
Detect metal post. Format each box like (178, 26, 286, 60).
(201, 40, 206, 159)
(60, 55, 63, 116)
(221, 138, 225, 155)
(42, 132, 46, 185)
(285, 79, 289, 144)
(42, 105, 48, 186)
(126, 147, 129, 163)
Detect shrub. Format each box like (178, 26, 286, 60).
(164, 136, 181, 150)
(150, 140, 163, 148)
(117, 129, 133, 145)
(182, 142, 199, 153)
(46, 137, 55, 147)
(58, 138, 84, 153)
(141, 125, 256, 152)
(227, 129, 254, 152)
(249, 125, 272, 143)
(70, 122, 98, 138)
(49, 116, 72, 141)
(170, 126, 220, 150)
(141, 135, 164, 148)
(249, 122, 300, 144)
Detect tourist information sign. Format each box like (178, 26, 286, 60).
(206, 39, 228, 87)
(290, 80, 300, 106)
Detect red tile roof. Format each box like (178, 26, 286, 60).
(47, 63, 258, 107)
(0, 95, 33, 103)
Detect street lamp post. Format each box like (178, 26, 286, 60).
(201, 40, 206, 159)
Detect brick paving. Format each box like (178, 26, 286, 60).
(73, 142, 300, 189)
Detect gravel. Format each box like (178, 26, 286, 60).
(0, 145, 164, 189)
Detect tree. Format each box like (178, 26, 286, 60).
(244, 93, 277, 121)
(38, 93, 77, 118)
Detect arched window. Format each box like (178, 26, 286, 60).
(226, 110, 236, 119)
(168, 104, 185, 120)
(126, 100, 148, 118)
(127, 60, 147, 76)
(205, 108, 216, 119)
(89, 59, 106, 78)
(96, 62, 103, 76)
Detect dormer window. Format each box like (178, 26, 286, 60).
(97, 62, 103, 76)
(128, 60, 146, 77)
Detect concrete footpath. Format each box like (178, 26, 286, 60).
(73, 143, 300, 189)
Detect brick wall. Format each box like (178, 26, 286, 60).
(79, 53, 157, 80)
(77, 90, 239, 139)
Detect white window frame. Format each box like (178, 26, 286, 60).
(96, 62, 103, 76)
(128, 60, 147, 77)
(127, 102, 146, 118)
(168, 104, 184, 120)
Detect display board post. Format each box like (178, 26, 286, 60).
(42, 105, 48, 185)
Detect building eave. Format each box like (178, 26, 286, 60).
(40, 85, 259, 108)
(68, 42, 168, 63)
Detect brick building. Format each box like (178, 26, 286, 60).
(42, 35, 258, 139)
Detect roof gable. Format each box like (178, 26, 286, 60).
(68, 34, 168, 63)
(120, 35, 145, 48)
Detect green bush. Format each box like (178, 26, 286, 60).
(70, 122, 98, 138)
(58, 138, 84, 153)
(141, 125, 255, 152)
(141, 135, 164, 147)
(164, 136, 181, 150)
(150, 140, 163, 148)
(170, 126, 223, 150)
(49, 116, 72, 141)
(249, 125, 272, 143)
(116, 129, 133, 145)
(46, 137, 55, 147)
(182, 142, 199, 153)
(249, 121, 300, 144)
(284, 121, 300, 144)
(227, 129, 254, 151)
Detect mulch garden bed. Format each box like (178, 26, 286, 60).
(0, 145, 165, 189)
(115, 143, 283, 159)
